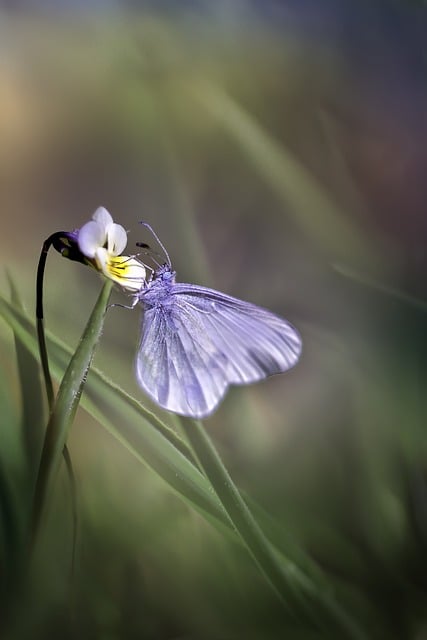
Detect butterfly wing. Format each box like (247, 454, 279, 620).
(135, 283, 302, 418)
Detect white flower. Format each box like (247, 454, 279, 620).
(78, 207, 146, 292)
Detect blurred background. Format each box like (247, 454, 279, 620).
(1, 0, 427, 638)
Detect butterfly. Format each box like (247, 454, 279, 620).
(132, 226, 302, 418)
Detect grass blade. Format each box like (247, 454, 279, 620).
(180, 418, 366, 640)
(30, 279, 113, 548)
(7, 274, 45, 477)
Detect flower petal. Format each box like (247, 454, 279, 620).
(92, 207, 114, 235)
(78, 220, 106, 258)
(94, 248, 146, 291)
(106, 222, 128, 256)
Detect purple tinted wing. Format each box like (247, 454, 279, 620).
(135, 283, 302, 418)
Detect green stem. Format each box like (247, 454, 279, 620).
(180, 418, 366, 640)
(30, 279, 113, 551)
(37, 315, 79, 577)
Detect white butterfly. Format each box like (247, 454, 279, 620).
(133, 231, 302, 418)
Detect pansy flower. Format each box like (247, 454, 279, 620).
(74, 207, 146, 291)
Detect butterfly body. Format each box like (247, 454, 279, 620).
(139, 265, 177, 309)
(134, 263, 302, 418)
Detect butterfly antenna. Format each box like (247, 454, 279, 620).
(135, 242, 163, 270)
(139, 222, 172, 267)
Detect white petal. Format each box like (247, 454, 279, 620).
(114, 256, 146, 291)
(106, 223, 128, 256)
(93, 246, 108, 270)
(94, 249, 146, 290)
(92, 207, 113, 235)
(78, 220, 105, 258)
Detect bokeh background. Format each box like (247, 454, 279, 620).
(1, 1, 427, 638)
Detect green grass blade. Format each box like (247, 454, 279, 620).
(180, 418, 366, 640)
(7, 274, 45, 477)
(334, 263, 427, 312)
(30, 279, 114, 547)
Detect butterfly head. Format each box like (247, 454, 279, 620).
(153, 263, 176, 283)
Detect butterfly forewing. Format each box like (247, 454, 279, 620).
(135, 281, 302, 418)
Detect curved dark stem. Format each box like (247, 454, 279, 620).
(36, 231, 79, 576)
(36, 234, 62, 404)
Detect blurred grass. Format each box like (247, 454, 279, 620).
(1, 2, 427, 639)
